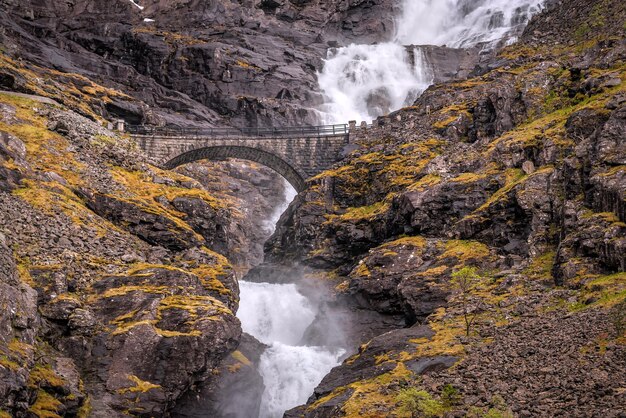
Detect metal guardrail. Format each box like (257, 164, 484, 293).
(126, 124, 350, 138)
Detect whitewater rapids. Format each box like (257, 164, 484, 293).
(237, 281, 345, 418)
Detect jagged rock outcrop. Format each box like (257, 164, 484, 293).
(0, 0, 399, 129)
(173, 333, 267, 418)
(264, 0, 626, 415)
(0, 89, 284, 416)
(176, 160, 290, 267)
(0, 0, 624, 416)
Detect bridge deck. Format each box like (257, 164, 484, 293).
(127, 124, 349, 139)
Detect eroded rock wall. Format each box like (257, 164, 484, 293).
(266, 0, 626, 415)
(0, 0, 398, 129)
(0, 89, 285, 416)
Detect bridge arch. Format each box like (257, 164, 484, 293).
(163, 145, 307, 192)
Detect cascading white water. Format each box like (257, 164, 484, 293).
(229, 3, 549, 416)
(238, 281, 345, 418)
(318, 0, 545, 123)
(318, 44, 433, 124)
(258, 344, 343, 418)
(262, 179, 297, 235)
(238, 282, 316, 346)
(395, 0, 544, 47)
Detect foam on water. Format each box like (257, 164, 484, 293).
(262, 179, 297, 235)
(318, 0, 545, 123)
(258, 343, 344, 418)
(238, 281, 316, 346)
(318, 44, 432, 124)
(234, 3, 548, 416)
(238, 281, 345, 418)
(395, 0, 544, 48)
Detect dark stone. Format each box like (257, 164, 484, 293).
(83, 191, 203, 251)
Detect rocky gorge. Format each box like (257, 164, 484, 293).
(0, 0, 625, 417)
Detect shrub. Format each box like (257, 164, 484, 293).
(451, 266, 483, 336)
(397, 388, 446, 418)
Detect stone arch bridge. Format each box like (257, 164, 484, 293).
(129, 124, 355, 192)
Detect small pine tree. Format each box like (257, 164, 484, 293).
(451, 266, 483, 337)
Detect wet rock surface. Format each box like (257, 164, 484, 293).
(0, 0, 625, 416)
(0, 0, 398, 128)
(173, 333, 267, 418)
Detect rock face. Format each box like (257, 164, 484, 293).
(0, 0, 483, 132)
(0, 0, 399, 129)
(263, 0, 626, 415)
(173, 333, 267, 418)
(0, 0, 625, 417)
(176, 160, 290, 267)
(0, 90, 286, 416)
(0, 232, 41, 413)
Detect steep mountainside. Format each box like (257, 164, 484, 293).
(0, 0, 395, 128)
(264, 0, 626, 415)
(0, 86, 286, 415)
(0, 0, 624, 417)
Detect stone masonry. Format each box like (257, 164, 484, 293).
(133, 133, 352, 192)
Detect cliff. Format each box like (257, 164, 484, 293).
(266, 0, 626, 415)
(0, 0, 396, 129)
(0, 83, 287, 415)
(0, 0, 624, 417)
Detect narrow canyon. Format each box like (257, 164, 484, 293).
(0, 0, 624, 417)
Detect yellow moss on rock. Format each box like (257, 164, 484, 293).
(118, 375, 161, 394)
(523, 251, 557, 281)
(576, 272, 626, 309)
(354, 262, 371, 278)
(381, 235, 427, 250)
(109, 292, 232, 337)
(98, 285, 172, 300)
(28, 365, 66, 389)
(0, 93, 85, 186)
(0, 54, 132, 120)
(0, 355, 21, 371)
(231, 350, 252, 366)
(28, 390, 63, 418)
(108, 166, 233, 241)
(76, 396, 92, 418)
(158, 294, 232, 318)
(8, 339, 33, 358)
(408, 174, 441, 192)
(341, 363, 413, 418)
(338, 201, 389, 221)
(438, 240, 491, 265)
(412, 310, 466, 358)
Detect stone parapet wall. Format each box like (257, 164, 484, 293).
(134, 134, 350, 191)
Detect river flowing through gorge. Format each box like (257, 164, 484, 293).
(228, 1, 547, 417)
(220, 184, 351, 418)
(238, 282, 347, 418)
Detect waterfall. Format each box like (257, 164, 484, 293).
(226, 3, 550, 416)
(262, 179, 297, 235)
(318, 0, 545, 123)
(317, 44, 433, 124)
(238, 282, 346, 418)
